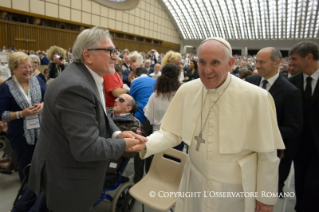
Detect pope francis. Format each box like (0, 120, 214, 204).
(130, 37, 285, 212)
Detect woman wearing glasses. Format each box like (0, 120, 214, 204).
(29, 54, 47, 84)
(0, 52, 46, 182)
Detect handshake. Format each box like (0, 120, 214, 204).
(116, 131, 148, 152)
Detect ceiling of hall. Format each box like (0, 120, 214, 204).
(161, 0, 319, 40)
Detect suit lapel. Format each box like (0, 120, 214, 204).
(268, 75, 282, 98)
(311, 75, 319, 103)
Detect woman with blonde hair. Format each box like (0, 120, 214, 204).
(0, 52, 46, 181)
(161, 50, 184, 82)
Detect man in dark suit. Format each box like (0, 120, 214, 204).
(28, 27, 145, 212)
(288, 41, 319, 212)
(246, 47, 303, 197)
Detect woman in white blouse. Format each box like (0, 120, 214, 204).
(144, 64, 181, 132)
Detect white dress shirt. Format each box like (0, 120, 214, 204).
(259, 72, 279, 91)
(85, 65, 120, 138)
(303, 68, 319, 95)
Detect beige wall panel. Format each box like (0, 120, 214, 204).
(46, 0, 58, 4)
(134, 26, 139, 35)
(145, 30, 149, 37)
(135, 8, 140, 17)
(59, 0, 70, 7)
(30, 0, 45, 15)
(145, 3, 150, 12)
(108, 8, 115, 17)
(71, 9, 81, 22)
(129, 9, 134, 15)
(123, 23, 128, 31)
(92, 1, 100, 15)
(145, 11, 150, 20)
(129, 24, 134, 34)
(135, 17, 140, 26)
(100, 17, 108, 28)
(109, 19, 115, 29)
(115, 21, 122, 31)
(82, 0, 91, 13)
(100, 6, 108, 17)
(12, 0, 29, 12)
(140, 19, 145, 28)
(82, 11, 91, 24)
(0, 0, 11, 8)
(71, 0, 81, 10)
(116, 11, 122, 21)
(92, 14, 100, 26)
(128, 15, 134, 25)
(123, 13, 128, 23)
(59, 6, 70, 20)
(140, 10, 145, 19)
(150, 14, 154, 22)
(140, 28, 145, 36)
(45, 2, 58, 18)
(140, 1, 145, 9)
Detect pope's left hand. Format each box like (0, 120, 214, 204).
(33, 102, 44, 114)
(116, 131, 148, 143)
(255, 200, 273, 212)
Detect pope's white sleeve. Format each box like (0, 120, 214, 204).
(140, 129, 182, 159)
(255, 150, 280, 205)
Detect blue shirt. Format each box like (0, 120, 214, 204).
(129, 76, 156, 123)
(0, 76, 46, 135)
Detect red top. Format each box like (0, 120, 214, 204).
(103, 72, 123, 108)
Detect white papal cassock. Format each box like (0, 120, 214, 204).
(140, 73, 285, 212)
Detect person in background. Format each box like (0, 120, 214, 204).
(183, 59, 199, 82)
(29, 54, 46, 84)
(47, 46, 66, 79)
(149, 63, 162, 80)
(161, 50, 184, 83)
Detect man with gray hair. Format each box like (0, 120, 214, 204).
(28, 27, 146, 212)
(123, 51, 141, 87)
(130, 38, 284, 212)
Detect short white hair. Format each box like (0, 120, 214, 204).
(72, 26, 112, 63)
(128, 51, 141, 61)
(29, 54, 41, 65)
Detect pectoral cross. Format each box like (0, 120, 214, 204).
(194, 132, 205, 151)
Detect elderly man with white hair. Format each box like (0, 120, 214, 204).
(130, 37, 285, 212)
(122, 51, 141, 87)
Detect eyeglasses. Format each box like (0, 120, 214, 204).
(19, 66, 32, 70)
(32, 61, 39, 64)
(86, 48, 118, 57)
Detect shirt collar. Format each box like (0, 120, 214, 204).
(85, 65, 104, 88)
(140, 74, 148, 78)
(303, 68, 319, 82)
(261, 72, 279, 86)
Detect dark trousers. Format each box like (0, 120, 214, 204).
(294, 151, 319, 212)
(278, 156, 293, 191)
(8, 134, 35, 182)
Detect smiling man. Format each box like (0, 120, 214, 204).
(28, 27, 146, 212)
(130, 37, 285, 212)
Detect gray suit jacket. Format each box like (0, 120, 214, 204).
(29, 63, 126, 212)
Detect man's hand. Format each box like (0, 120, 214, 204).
(128, 142, 146, 152)
(123, 138, 143, 152)
(255, 200, 273, 212)
(116, 131, 147, 143)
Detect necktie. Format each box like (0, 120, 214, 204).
(304, 76, 312, 103)
(262, 80, 268, 89)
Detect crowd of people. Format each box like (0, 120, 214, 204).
(0, 26, 318, 212)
